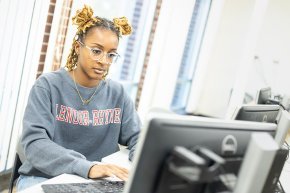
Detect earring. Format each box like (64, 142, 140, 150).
(102, 70, 108, 80)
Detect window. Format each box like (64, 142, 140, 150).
(170, 0, 212, 113)
(0, 0, 52, 171)
(109, 0, 157, 101)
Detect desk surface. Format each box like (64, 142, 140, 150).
(18, 149, 290, 193)
(18, 149, 131, 193)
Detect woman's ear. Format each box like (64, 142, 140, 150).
(74, 41, 80, 55)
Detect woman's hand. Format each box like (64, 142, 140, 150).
(88, 164, 129, 181)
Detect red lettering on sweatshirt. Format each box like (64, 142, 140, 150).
(56, 104, 121, 127)
(82, 111, 89, 126)
(65, 107, 73, 123)
(72, 109, 78, 125)
(92, 108, 121, 126)
(58, 105, 66, 121)
(114, 108, 121, 123)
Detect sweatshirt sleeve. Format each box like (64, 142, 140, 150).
(21, 83, 95, 178)
(118, 92, 141, 161)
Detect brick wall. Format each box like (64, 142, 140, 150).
(36, 0, 73, 78)
(135, 0, 163, 109)
(36, 0, 56, 78)
(51, 0, 73, 71)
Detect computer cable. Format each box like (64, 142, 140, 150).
(282, 141, 289, 160)
(279, 103, 286, 111)
(276, 180, 285, 193)
(265, 98, 287, 111)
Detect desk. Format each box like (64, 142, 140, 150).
(18, 149, 290, 193)
(18, 149, 130, 193)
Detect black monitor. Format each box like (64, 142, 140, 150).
(124, 113, 276, 193)
(232, 105, 282, 124)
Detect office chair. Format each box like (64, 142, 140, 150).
(8, 153, 22, 193)
(8, 138, 25, 193)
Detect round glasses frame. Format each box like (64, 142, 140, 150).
(78, 41, 120, 65)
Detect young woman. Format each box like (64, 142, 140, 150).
(17, 5, 141, 191)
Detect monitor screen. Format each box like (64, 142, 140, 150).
(232, 105, 281, 124)
(124, 113, 276, 193)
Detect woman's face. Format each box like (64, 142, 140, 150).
(75, 27, 119, 86)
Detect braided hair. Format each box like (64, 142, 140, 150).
(66, 5, 132, 71)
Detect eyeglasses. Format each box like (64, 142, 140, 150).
(78, 41, 120, 65)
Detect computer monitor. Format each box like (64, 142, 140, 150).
(232, 105, 290, 147)
(232, 105, 282, 124)
(256, 87, 272, 104)
(124, 113, 277, 193)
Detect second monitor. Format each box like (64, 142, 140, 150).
(232, 104, 282, 124)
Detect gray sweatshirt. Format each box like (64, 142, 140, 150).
(19, 68, 141, 179)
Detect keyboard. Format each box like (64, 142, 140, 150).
(41, 179, 125, 193)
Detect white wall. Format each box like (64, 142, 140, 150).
(186, 0, 290, 118)
(246, 0, 290, 96)
(187, 0, 260, 118)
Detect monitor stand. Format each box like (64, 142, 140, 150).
(154, 146, 231, 193)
